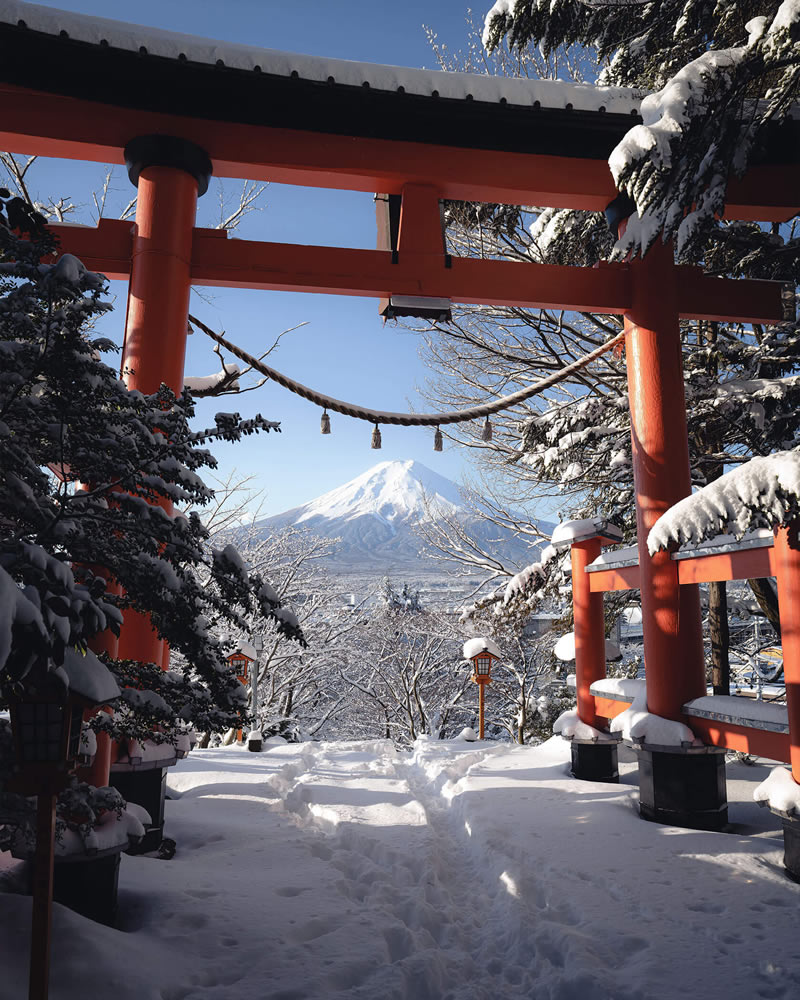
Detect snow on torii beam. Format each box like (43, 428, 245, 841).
(50, 218, 786, 324)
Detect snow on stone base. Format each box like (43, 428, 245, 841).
(605, 683, 701, 747)
(754, 766, 800, 817)
(590, 677, 645, 703)
(553, 710, 618, 743)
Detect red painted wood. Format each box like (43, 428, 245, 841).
(675, 547, 775, 584)
(686, 717, 790, 763)
(3, 83, 797, 218)
(572, 538, 607, 728)
(121, 166, 197, 394)
(397, 184, 444, 256)
(116, 165, 198, 669)
(47, 222, 786, 323)
(588, 566, 641, 592)
(773, 523, 800, 781)
(624, 240, 705, 720)
(592, 696, 791, 762)
(593, 696, 629, 720)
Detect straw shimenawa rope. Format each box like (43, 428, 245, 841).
(188, 314, 625, 427)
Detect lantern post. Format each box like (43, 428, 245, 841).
(226, 642, 256, 743)
(464, 639, 501, 740)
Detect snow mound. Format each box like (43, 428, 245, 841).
(553, 632, 621, 662)
(754, 766, 800, 816)
(608, 684, 700, 747)
(553, 710, 616, 743)
(648, 449, 800, 554)
(455, 727, 478, 742)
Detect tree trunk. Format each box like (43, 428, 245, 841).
(709, 580, 730, 695)
(747, 578, 781, 641)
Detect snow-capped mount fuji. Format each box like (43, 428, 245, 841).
(255, 460, 539, 575)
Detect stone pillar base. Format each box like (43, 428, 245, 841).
(780, 815, 800, 883)
(637, 747, 727, 831)
(110, 767, 167, 854)
(54, 852, 121, 925)
(571, 741, 619, 783)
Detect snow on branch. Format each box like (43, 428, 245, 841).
(647, 448, 800, 555)
(610, 6, 800, 258)
(185, 364, 242, 397)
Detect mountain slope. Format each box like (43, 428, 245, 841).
(255, 459, 543, 574)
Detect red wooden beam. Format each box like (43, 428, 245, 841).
(189, 232, 632, 311)
(587, 566, 641, 592)
(687, 716, 790, 763)
(675, 547, 775, 584)
(50, 218, 133, 281)
(3, 84, 798, 219)
(593, 696, 630, 719)
(48, 222, 787, 321)
(675, 267, 792, 325)
(592, 697, 791, 762)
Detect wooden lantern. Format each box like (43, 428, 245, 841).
(226, 643, 257, 742)
(464, 640, 501, 739)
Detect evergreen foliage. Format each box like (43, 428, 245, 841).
(419, 6, 799, 650)
(0, 204, 304, 756)
(483, 1, 800, 258)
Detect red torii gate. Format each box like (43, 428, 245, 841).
(1, 9, 797, 819)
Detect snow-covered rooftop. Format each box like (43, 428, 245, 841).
(0, 1, 645, 116)
(463, 636, 503, 661)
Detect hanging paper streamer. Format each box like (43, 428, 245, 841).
(481, 417, 493, 442)
(434, 427, 443, 451)
(371, 424, 382, 449)
(320, 410, 331, 434)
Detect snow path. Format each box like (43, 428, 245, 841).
(1, 739, 799, 999)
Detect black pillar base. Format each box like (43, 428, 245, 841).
(637, 748, 727, 831)
(53, 852, 120, 925)
(571, 741, 619, 783)
(781, 815, 800, 883)
(110, 767, 167, 854)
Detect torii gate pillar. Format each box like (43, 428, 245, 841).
(116, 136, 212, 670)
(623, 235, 727, 830)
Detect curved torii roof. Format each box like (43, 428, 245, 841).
(0, 0, 645, 161)
(0, 1, 795, 217)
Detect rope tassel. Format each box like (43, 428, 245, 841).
(434, 427, 443, 452)
(320, 410, 331, 434)
(481, 417, 493, 442)
(371, 424, 382, 449)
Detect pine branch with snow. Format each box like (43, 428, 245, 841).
(0, 210, 304, 763)
(647, 448, 800, 554)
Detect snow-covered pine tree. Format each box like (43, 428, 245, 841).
(483, 1, 800, 259)
(0, 200, 304, 778)
(415, 8, 799, 690)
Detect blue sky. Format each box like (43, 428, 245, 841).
(9, 1, 505, 516)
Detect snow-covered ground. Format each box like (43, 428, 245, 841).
(1, 737, 799, 999)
